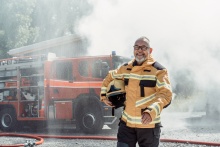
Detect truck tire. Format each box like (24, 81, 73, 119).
(0, 108, 17, 132)
(108, 107, 123, 130)
(76, 96, 104, 134)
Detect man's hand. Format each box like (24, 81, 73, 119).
(141, 112, 152, 124)
(101, 96, 114, 107)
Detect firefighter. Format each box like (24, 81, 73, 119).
(100, 36, 172, 147)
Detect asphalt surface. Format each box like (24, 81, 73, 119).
(1, 111, 220, 147)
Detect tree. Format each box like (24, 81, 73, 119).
(31, 0, 92, 42)
(0, 0, 92, 59)
(0, 0, 37, 59)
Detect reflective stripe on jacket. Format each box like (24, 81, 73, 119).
(100, 55, 172, 128)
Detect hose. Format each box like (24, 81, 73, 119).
(160, 138, 220, 146)
(0, 133, 44, 147)
(1, 133, 220, 146)
(38, 135, 220, 146)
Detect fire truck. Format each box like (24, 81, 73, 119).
(0, 52, 130, 133)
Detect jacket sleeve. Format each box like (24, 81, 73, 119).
(100, 68, 124, 101)
(100, 71, 113, 101)
(144, 69, 172, 120)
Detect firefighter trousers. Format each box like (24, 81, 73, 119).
(117, 121, 160, 147)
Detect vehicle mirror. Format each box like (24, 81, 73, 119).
(101, 62, 109, 78)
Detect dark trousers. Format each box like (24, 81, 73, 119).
(117, 121, 160, 147)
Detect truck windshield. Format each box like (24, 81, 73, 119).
(112, 56, 131, 69)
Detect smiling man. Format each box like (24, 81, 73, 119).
(133, 37, 152, 65)
(100, 36, 172, 147)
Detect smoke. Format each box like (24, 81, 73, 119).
(78, 0, 220, 114)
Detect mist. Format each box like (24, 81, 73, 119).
(78, 0, 220, 115)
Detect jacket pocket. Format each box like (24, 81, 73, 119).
(139, 80, 156, 97)
(139, 80, 156, 87)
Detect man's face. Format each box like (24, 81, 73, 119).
(133, 39, 151, 64)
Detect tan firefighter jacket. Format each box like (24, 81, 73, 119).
(100, 54, 172, 128)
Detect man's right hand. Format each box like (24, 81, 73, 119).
(101, 96, 114, 107)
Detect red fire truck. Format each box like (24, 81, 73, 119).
(0, 53, 130, 133)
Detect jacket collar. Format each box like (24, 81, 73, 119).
(131, 54, 155, 67)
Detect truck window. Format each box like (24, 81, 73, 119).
(55, 61, 72, 81)
(79, 61, 89, 77)
(92, 60, 110, 78)
(92, 60, 100, 78)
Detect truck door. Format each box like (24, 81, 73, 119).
(50, 61, 73, 98)
(49, 60, 73, 120)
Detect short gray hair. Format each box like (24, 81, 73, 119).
(138, 36, 150, 42)
(135, 36, 150, 47)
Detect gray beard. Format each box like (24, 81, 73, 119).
(135, 57, 146, 65)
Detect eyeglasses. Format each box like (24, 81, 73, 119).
(133, 45, 149, 51)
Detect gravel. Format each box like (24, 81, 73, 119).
(1, 111, 220, 147)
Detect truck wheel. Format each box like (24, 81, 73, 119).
(0, 108, 17, 132)
(76, 97, 104, 134)
(108, 107, 123, 130)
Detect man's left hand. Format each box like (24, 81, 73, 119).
(141, 112, 152, 124)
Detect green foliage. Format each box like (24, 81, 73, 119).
(0, 0, 37, 58)
(32, 0, 92, 42)
(0, 0, 92, 59)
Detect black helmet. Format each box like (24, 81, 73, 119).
(106, 79, 126, 109)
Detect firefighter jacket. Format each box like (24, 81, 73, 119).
(100, 54, 172, 128)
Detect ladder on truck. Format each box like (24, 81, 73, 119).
(0, 55, 47, 118)
(0, 55, 46, 70)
